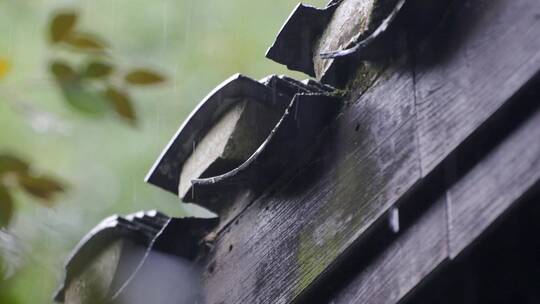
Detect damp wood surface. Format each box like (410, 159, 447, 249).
(447, 103, 540, 258)
(329, 193, 448, 304)
(200, 58, 420, 304)
(198, 0, 540, 303)
(330, 86, 540, 303)
(414, 0, 540, 175)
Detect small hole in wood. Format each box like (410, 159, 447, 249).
(229, 244, 233, 252)
(234, 219, 239, 225)
(355, 123, 360, 132)
(208, 262, 216, 274)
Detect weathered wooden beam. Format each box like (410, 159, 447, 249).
(316, 78, 540, 304)
(447, 88, 540, 258)
(198, 0, 540, 303)
(415, 0, 540, 175)
(329, 194, 448, 304)
(199, 59, 418, 304)
(400, 188, 540, 304)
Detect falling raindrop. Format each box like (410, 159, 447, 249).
(388, 207, 400, 234)
(294, 99, 300, 128)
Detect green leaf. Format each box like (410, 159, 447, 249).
(17, 174, 65, 206)
(0, 185, 14, 228)
(105, 86, 136, 125)
(0, 154, 29, 176)
(50, 11, 78, 43)
(60, 82, 110, 115)
(64, 32, 106, 52)
(124, 69, 166, 85)
(0, 290, 21, 304)
(50, 60, 77, 83)
(51, 61, 110, 115)
(83, 61, 113, 79)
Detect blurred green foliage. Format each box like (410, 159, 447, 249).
(0, 0, 328, 302)
(0, 154, 66, 227)
(48, 9, 167, 125)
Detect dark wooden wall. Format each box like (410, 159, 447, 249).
(198, 0, 540, 303)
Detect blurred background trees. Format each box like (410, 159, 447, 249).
(0, 0, 326, 302)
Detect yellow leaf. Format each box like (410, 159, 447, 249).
(0, 57, 11, 80)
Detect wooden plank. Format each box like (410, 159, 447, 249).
(199, 60, 420, 304)
(448, 106, 540, 258)
(330, 195, 448, 304)
(328, 76, 540, 303)
(198, 1, 540, 302)
(415, 0, 540, 175)
(399, 188, 540, 304)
